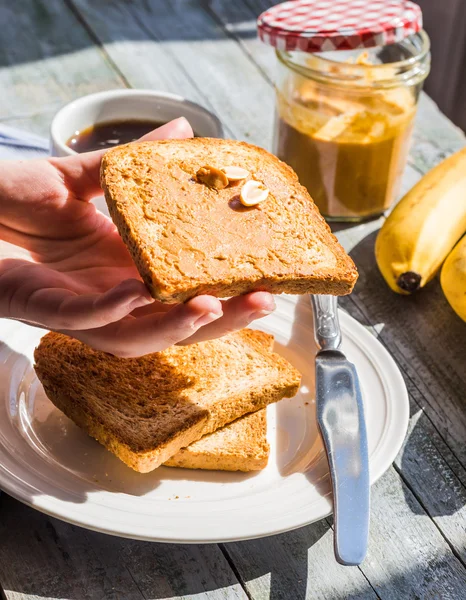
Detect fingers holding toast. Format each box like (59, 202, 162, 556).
(62, 294, 224, 357)
(58, 291, 275, 357)
(179, 291, 276, 345)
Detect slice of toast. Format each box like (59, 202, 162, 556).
(164, 332, 274, 471)
(165, 409, 269, 472)
(166, 331, 274, 472)
(101, 138, 357, 303)
(34, 330, 300, 473)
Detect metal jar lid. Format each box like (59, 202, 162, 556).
(257, 0, 423, 53)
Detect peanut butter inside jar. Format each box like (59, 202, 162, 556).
(273, 34, 430, 222)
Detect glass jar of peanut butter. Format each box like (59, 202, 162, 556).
(258, 0, 431, 222)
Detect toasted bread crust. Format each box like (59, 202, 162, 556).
(34, 329, 300, 473)
(165, 410, 269, 472)
(101, 138, 358, 303)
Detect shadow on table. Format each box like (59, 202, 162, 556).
(0, 493, 257, 600)
(222, 523, 466, 600)
(343, 228, 466, 519)
(0, 0, 263, 68)
(2, 489, 466, 600)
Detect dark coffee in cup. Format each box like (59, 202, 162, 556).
(66, 119, 199, 153)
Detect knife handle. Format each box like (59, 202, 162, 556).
(311, 295, 342, 351)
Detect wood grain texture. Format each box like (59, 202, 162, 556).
(0, 494, 247, 600)
(208, 0, 276, 80)
(341, 299, 466, 565)
(0, 0, 124, 120)
(70, 0, 208, 108)
(226, 468, 466, 600)
(223, 520, 379, 600)
(352, 468, 466, 600)
(395, 380, 466, 563)
(71, 0, 275, 142)
(0, 111, 58, 138)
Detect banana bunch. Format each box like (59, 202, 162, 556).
(375, 146, 466, 321)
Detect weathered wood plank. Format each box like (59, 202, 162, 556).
(357, 469, 466, 600)
(226, 468, 466, 600)
(71, 0, 275, 143)
(223, 521, 379, 600)
(411, 94, 466, 165)
(341, 297, 466, 564)
(208, 0, 276, 81)
(207, 0, 275, 84)
(0, 494, 247, 600)
(0, 109, 59, 138)
(68, 0, 207, 109)
(395, 379, 466, 563)
(0, 0, 124, 120)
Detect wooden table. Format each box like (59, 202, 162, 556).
(0, 2, 465, 599)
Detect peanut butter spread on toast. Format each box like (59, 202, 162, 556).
(101, 138, 357, 302)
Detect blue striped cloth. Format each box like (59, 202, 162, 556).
(0, 124, 49, 160)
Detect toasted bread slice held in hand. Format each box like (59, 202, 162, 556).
(165, 409, 269, 472)
(101, 138, 357, 303)
(34, 330, 300, 473)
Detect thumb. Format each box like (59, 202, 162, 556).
(139, 117, 193, 142)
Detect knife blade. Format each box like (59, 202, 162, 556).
(311, 294, 370, 566)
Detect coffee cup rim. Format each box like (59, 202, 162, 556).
(50, 89, 224, 156)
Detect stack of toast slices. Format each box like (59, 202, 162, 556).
(34, 329, 300, 473)
(34, 139, 357, 474)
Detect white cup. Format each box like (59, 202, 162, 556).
(50, 89, 224, 157)
(50, 89, 224, 214)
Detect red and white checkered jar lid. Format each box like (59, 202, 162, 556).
(257, 0, 423, 53)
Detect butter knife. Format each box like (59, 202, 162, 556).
(311, 295, 370, 566)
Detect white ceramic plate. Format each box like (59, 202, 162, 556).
(0, 295, 408, 543)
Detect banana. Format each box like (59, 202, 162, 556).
(375, 146, 466, 294)
(441, 236, 466, 321)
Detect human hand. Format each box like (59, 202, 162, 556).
(0, 118, 275, 357)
